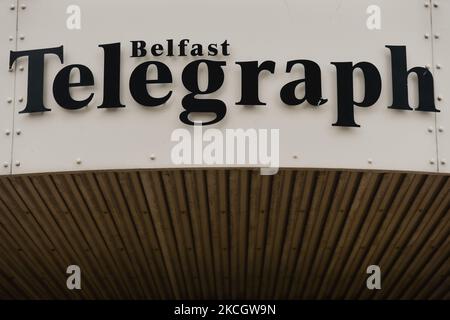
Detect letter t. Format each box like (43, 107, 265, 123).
(9, 46, 64, 113)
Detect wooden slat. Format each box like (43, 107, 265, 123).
(75, 172, 141, 298)
(337, 173, 399, 299)
(0, 169, 447, 299)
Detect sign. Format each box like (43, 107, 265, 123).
(9, 43, 438, 128)
(1, 0, 448, 174)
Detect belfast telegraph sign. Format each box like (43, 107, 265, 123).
(10, 41, 439, 127)
(1, 0, 448, 175)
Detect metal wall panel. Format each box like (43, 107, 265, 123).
(0, 2, 17, 175)
(8, 0, 442, 174)
(432, 0, 450, 173)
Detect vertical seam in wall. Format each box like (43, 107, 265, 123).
(429, 0, 440, 173)
(9, 0, 19, 175)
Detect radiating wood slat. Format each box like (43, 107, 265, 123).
(0, 169, 447, 300)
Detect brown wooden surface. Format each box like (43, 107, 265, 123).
(0, 169, 448, 299)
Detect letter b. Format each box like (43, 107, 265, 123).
(131, 41, 147, 57)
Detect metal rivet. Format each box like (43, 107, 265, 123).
(368, 158, 373, 164)
(76, 158, 82, 165)
(440, 159, 446, 165)
(437, 96, 443, 101)
(7, 98, 12, 103)
(19, 66, 24, 71)
(424, 33, 430, 39)
(429, 159, 435, 165)
(434, 34, 440, 39)
(150, 154, 156, 160)
(10, 4, 15, 10)
(438, 127, 444, 133)
(436, 64, 442, 69)
(293, 155, 298, 159)
(21, 4, 26, 10)
(424, 3, 429, 8)
(427, 127, 433, 133)
(425, 65, 431, 70)
(434, 3, 438, 8)
(16, 130, 21, 135)
(15, 161, 20, 167)
(3, 162, 8, 168)
(18, 97, 23, 103)
(8, 36, 13, 41)
(5, 130, 10, 136)
(19, 35, 24, 40)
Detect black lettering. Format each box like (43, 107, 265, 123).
(191, 44, 203, 56)
(178, 39, 189, 56)
(331, 61, 382, 127)
(221, 40, 230, 56)
(98, 43, 125, 108)
(151, 44, 164, 56)
(130, 40, 147, 57)
(281, 60, 328, 106)
(208, 44, 218, 56)
(181, 60, 226, 125)
(129, 61, 172, 107)
(386, 45, 439, 112)
(9, 46, 64, 113)
(236, 60, 275, 105)
(53, 64, 94, 110)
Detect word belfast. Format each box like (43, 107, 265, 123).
(9, 40, 439, 127)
